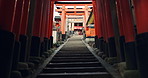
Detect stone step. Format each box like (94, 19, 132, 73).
(57, 51, 91, 54)
(50, 58, 98, 63)
(42, 67, 107, 73)
(54, 54, 94, 57)
(57, 52, 92, 54)
(46, 62, 102, 67)
(37, 72, 111, 78)
(52, 56, 96, 59)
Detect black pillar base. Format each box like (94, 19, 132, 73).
(97, 38, 100, 49)
(102, 40, 105, 52)
(44, 38, 48, 52)
(136, 32, 148, 78)
(95, 36, 99, 48)
(62, 34, 66, 41)
(30, 36, 41, 57)
(12, 41, 21, 70)
(125, 42, 137, 70)
(108, 37, 117, 57)
(0, 30, 15, 78)
(50, 36, 53, 48)
(19, 35, 28, 62)
(48, 39, 51, 50)
(119, 36, 126, 61)
(40, 41, 45, 56)
(98, 37, 104, 52)
(104, 41, 109, 57)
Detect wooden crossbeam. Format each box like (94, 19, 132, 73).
(56, 4, 93, 6)
(52, 0, 92, 1)
(56, 8, 92, 12)
(59, 13, 86, 15)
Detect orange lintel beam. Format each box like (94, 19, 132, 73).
(56, 4, 92, 6)
(60, 13, 85, 15)
(56, 8, 92, 12)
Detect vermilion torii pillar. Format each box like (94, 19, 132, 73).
(13, 0, 25, 41)
(48, 0, 54, 38)
(92, 0, 99, 48)
(84, 5, 89, 29)
(40, 0, 48, 55)
(0, 0, 17, 32)
(0, 0, 17, 78)
(20, 0, 30, 36)
(61, 5, 66, 41)
(116, 0, 137, 70)
(133, 0, 148, 77)
(33, 0, 43, 38)
(19, 0, 31, 62)
(12, 0, 25, 71)
(116, 0, 126, 62)
(30, 0, 43, 57)
(101, 0, 110, 56)
(100, 0, 107, 41)
(45, 2, 50, 39)
(93, 0, 104, 51)
(104, 0, 116, 57)
(44, 0, 50, 52)
(48, 0, 54, 48)
(40, 0, 48, 42)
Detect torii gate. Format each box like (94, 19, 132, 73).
(55, 2, 92, 36)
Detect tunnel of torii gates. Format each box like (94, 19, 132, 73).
(0, 0, 148, 78)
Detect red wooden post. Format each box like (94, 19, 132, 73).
(0, 0, 17, 78)
(45, 0, 50, 38)
(92, 0, 100, 49)
(94, 0, 104, 51)
(133, 0, 148, 77)
(48, 1, 54, 38)
(61, 5, 66, 41)
(33, 0, 43, 37)
(117, 0, 137, 70)
(20, 0, 31, 35)
(39, 0, 49, 54)
(120, 0, 135, 43)
(104, 0, 117, 57)
(47, 1, 51, 38)
(19, 0, 31, 62)
(30, 0, 43, 57)
(100, 0, 109, 56)
(0, 0, 17, 32)
(116, 0, 126, 61)
(133, 0, 148, 34)
(13, 0, 25, 41)
(99, 0, 106, 41)
(97, 0, 104, 39)
(92, 0, 98, 37)
(43, 0, 50, 51)
(101, 0, 108, 42)
(105, 0, 114, 39)
(40, 0, 48, 41)
(116, 0, 124, 37)
(48, 0, 54, 48)
(11, 0, 25, 71)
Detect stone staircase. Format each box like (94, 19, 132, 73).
(37, 36, 112, 78)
